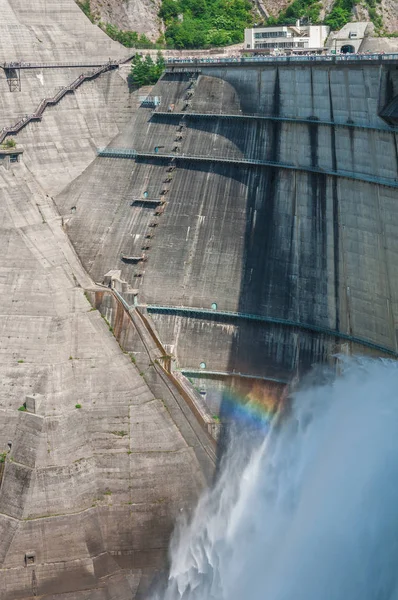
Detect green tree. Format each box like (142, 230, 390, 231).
(159, 0, 180, 21)
(129, 52, 165, 88)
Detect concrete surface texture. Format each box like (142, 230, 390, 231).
(0, 0, 135, 196)
(0, 66, 145, 196)
(57, 62, 398, 386)
(0, 2, 215, 598)
(0, 160, 211, 599)
(0, 0, 127, 63)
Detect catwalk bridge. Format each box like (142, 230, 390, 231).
(142, 304, 398, 358)
(97, 148, 398, 189)
(1, 61, 114, 69)
(152, 110, 396, 133)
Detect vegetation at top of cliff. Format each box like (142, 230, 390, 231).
(323, 0, 355, 30)
(362, 0, 383, 32)
(129, 53, 165, 87)
(323, 0, 384, 31)
(75, 0, 164, 47)
(266, 0, 322, 25)
(159, 0, 254, 48)
(77, 0, 95, 22)
(103, 23, 164, 48)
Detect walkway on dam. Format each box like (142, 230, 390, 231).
(0, 63, 119, 144)
(152, 111, 396, 133)
(1, 58, 133, 70)
(142, 304, 398, 358)
(179, 368, 289, 385)
(165, 53, 398, 67)
(97, 148, 398, 189)
(2, 61, 114, 69)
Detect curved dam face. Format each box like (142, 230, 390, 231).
(59, 60, 398, 392)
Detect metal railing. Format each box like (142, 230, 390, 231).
(179, 368, 288, 384)
(1, 60, 118, 70)
(152, 110, 396, 133)
(165, 53, 398, 66)
(97, 148, 398, 189)
(0, 63, 117, 144)
(143, 304, 398, 357)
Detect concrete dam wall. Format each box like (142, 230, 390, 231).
(1, 1, 398, 595)
(59, 60, 398, 390)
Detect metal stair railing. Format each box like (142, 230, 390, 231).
(0, 63, 116, 144)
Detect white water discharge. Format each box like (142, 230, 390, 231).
(161, 359, 398, 600)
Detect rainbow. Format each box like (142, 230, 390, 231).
(220, 383, 287, 431)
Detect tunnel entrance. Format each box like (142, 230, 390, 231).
(340, 44, 355, 54)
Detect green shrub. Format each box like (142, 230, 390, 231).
(75, 404, 82, 409)
(102, 23, 160, 48)
(268, 0, 322, 25)
(324, 0, 354, 30)
(160, 0, 253, 49)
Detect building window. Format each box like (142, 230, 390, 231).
(254, 31, 287, 39)
(254, 41, 295, 49)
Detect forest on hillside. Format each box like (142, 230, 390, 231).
(77, 0, 391, 50)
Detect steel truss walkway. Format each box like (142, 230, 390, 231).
(0, 63, 118, 144)
(2, 62, 111, 70)
(142, 304, 398, 357)
(97, 148, 398, 189)
(152, 110, 396, 133)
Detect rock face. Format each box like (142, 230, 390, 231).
(0, 2, 215, 598)
(77, 0, 397, 44)
(381, 0, 398, 33)
(89, 0, 162, 40)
